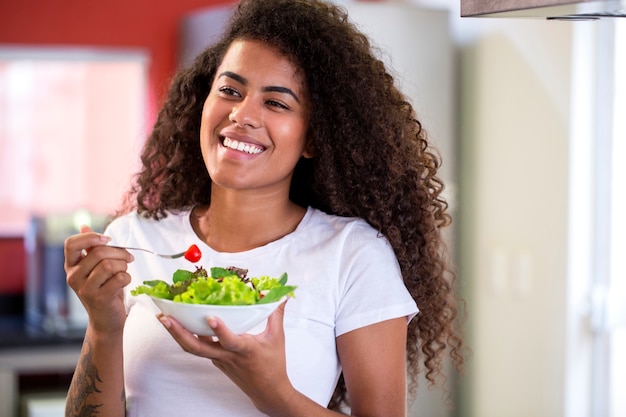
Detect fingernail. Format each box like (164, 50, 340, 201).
(158, 314, 171, 328)
(207, 316, 217, 328)
(100, 235, 112, 243)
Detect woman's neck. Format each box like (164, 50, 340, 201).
(191, 190, 306, 253)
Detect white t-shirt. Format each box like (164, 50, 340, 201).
(106, 207, 418, 417)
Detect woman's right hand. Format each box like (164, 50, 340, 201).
(64, 225, 134, 334)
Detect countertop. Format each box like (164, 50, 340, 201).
(0, 315, 83, 350)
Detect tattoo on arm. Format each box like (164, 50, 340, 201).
(65, 337, 104, 417)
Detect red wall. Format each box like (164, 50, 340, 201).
(0, 237, 26, 293)
(0, 0, 234, 117)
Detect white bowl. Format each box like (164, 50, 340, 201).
(150, 296, 285, 336)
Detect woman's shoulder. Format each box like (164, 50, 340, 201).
(303, 208, 390, 255)
(306, 207, 383, 238)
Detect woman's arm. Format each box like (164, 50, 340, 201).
(159, 301, 409, 417)
(336, 317, 409, 417)
(263, 316, 409, 417)
(65, 327, 126, 417)
(64, 227, 133, 417)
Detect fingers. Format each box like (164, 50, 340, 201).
(79, 224, 93, 234)
(64, 225, 112, 269)
(158, 314, 224, 357)
(66, 246, 133, 288)
(63, 226, 134, 334)
(83, 259, 132, 290)
(209, 301, 288, 352)
(208, 316, 246, 352)
(158, 313, 255, 360)
(65, 224, 134, 278)
(265, 299, 288, 337)
(64, 225, 134, 305)
(158, 301, 289, 360)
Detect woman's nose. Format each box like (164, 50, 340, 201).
(229, 98, 260, 128)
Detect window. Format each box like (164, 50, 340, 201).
(607, 18, 626, 417)
(0, 47, 148, 235)
(566, 19, 626, 417)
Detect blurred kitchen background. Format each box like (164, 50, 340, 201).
(0, 0, 624, 416)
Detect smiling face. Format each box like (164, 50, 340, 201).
(200, 39, 312, 199)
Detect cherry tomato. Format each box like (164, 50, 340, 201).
(184, 244, 202, 263)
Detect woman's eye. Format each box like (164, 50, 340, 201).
(267, 99, 289, 110)
(219, 86, 240, 97)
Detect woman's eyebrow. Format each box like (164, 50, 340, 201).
(219, 71, 247, 85)
(218, 71, 301, 103)
(263, 86, 300, 103)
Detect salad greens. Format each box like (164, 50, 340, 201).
(131, 266, 296, 305)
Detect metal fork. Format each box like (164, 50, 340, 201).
(109, 245, 186, 259)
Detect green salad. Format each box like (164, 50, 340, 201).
(131, 266, 296, 305)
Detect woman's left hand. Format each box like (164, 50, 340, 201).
(158, 300, 293, 412)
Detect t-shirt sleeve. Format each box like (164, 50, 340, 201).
(334, 223, 418, 337)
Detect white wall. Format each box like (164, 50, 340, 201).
(404, 1, 578, 416)
(458, 21, 574, 417)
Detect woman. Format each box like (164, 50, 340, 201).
(63, 0, 463, 416)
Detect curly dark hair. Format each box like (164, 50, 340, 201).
(121, 0, 464, 411)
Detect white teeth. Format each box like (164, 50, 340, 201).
(223, 137, 263, 155)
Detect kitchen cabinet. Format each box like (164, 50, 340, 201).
(460, 0, 626, 18)
(0, 333, 81, 417)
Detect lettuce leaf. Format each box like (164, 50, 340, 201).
(131, 267, 295, 306)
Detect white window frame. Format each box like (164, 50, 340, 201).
(565, 18, 626, 417)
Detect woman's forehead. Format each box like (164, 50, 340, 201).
(218, 39, 308, 97)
